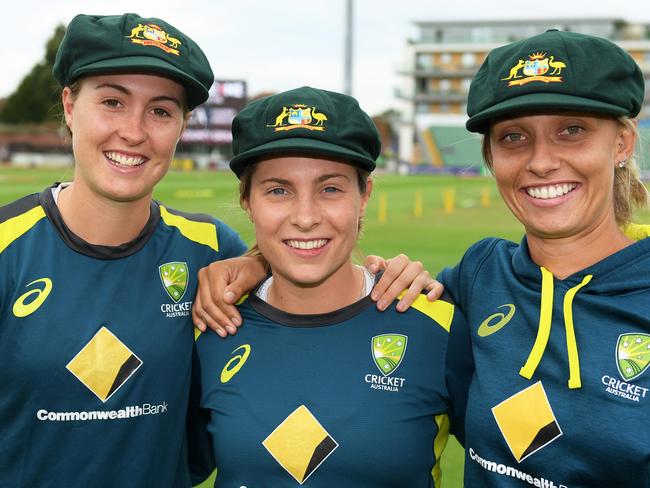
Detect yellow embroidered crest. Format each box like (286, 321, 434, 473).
(267, 104, 328, 132)
(126, 23, 182, 56)
(502, 52, 566, 87)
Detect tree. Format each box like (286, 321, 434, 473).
(0, 24, 66, 124)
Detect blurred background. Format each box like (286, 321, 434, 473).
(2, 1, 650, 485)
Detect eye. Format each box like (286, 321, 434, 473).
(102, 98, 122, 108)
(559, 125, 584, 136)
(152, 107, 172, 117)
(323, 186, 341, 194)
(501, 132, 526, 143)
(268, 187, 287, 196)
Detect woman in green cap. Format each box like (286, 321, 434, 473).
(0, 13, 435, 487)
(190, 86, 464, 487)
(438, 29, 650, 486)
(0, 12, 253, 488)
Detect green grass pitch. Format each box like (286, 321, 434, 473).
(2, 166, 647, 486)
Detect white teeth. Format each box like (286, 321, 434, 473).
(527, 183, 576, 200)
(105, 151, 146, 167)
(286, 239, 328, 250)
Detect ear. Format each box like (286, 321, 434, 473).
(615, 119, 637, 165)
(359, 177, 373, 217)
(242, 197, 254, 223)
(61, 87, 75, 130)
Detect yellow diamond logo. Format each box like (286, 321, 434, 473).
(66, 327, 142, 403)
(262, 405, 338, 484)
(492, 381, 562, 463)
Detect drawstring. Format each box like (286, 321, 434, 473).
(563, 275, 592, 388)
(519, 267, 554, 381)
(519, 267, 592, 390)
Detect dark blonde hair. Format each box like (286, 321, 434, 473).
(238, 160, 371, 258)
(481, 116, 648, 226)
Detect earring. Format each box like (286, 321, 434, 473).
(618, 159, 627, 168)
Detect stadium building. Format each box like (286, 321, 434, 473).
(396, 18, 650, 173)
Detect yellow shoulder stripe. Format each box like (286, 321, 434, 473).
(0, 206, 46, 254)
(160, 205, 218, 252)
(398, 292, 454, 332)
(623, 223, 650, 241)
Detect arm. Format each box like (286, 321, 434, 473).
(193, 253, 443, 336)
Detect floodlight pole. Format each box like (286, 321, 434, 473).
(344, 0, 354, 95)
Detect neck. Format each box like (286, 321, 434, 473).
(57, 183, 152, 246)
(267, 262, 365, 314)
(526, 218, 633, 279)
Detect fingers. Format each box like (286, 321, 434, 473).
(371, 254, 424, 310)
(395, 270, 434, 312)
(194, 265, 239, 337)
(364, 254, 388, 274)
(425, 280, 445, 301)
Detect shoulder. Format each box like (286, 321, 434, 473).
(0, 193, 46, 254)
(399, 292, 456, 334)
(157, 203, 246, 256)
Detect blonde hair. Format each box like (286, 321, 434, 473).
(481, 116, 648, 226)
(238, 161, 371, 257)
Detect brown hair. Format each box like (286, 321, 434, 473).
(238, 160, 371, 258)
(481, 116, 647, 226)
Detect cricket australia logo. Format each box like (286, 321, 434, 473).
(159, 262, 192, 318)
(266, 104, 328, 132)
(601, 332, 650, 403)
(364, 334, 407, 392)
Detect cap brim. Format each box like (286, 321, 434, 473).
(466, 92, 629, 133)
(70, 56, 208, 109)
(229, 137, 376, 177)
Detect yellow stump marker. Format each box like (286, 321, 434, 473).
(443, 188, 456, 214)
(378, 192, 388, 224)
(413, 190, 423, 218)
(481, 187, 491, 208)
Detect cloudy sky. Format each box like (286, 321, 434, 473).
(3, 0, 650, 115)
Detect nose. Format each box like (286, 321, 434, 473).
(117, 109, 147, 146)
(289, 193, 321, 230)
(525, 136, 561, 177)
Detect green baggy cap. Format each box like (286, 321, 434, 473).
(53, 13, 214, 110)
(229, 86, 381, 178)
(466, 29, 645, 133)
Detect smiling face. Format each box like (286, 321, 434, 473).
(244, 156, 371, 291)
(62, 73, 187, 205)
(488, 113, 634, 240)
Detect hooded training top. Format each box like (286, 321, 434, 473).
(0, 186, 246, 488)
(191, 287, 463, 487)
(440, 232, 650, 488)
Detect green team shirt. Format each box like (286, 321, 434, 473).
(192, 286, 463, 487)
(0, 186, 246, 488)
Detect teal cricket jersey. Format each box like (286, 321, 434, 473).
(0, 186, 246, 488)
(192, 286, 463, 487)
(440, 231, 650, 487)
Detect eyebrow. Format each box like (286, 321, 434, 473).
(257, 173, 351, 185)
(94, 83, 183, 108)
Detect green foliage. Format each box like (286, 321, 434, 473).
(0, 25, 66, 124)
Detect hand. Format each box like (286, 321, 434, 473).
(192, 255, 268, 337)
(365, 254, 444, 312)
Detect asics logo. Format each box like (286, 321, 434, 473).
(13, 278, 53, 318)
(221, 344, 251, 383)
(478, 304, 515, 337)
